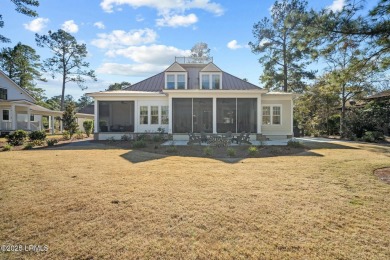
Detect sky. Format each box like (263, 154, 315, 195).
(0, 0, 375, 100)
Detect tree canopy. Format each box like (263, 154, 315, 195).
(35, 29, 96, 111)
(1, 0, 39, 43)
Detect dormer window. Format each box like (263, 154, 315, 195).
(165, 73, 187, 89)
(200, 73, 221, 89)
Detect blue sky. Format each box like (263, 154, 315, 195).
(1, 0, 373, 100)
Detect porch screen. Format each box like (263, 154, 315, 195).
(217, 98, 236, 133)
(98, 101, 134, 132)
(172, 98, 192, 133)
(193, 98, 213, 133)
(237, 98, 257, 133)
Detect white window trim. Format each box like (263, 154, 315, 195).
(161, 106, 169, 125)
(2, 109, 10, 122)
(200, 72, 222, 90)
(165, 73, 187, 90)
(262, 105, 282, 125)
(151, 105, 159, 125)
(140, 106, 149, 125)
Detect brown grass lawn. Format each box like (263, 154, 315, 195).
(0, 141, 390, 259)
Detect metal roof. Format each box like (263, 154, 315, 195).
(123, 63, 262, 92)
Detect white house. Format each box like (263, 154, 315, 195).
(87, 58, 296, 141)
(0, 70, 94, 135)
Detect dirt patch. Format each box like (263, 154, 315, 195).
(374, 167, 390, 184)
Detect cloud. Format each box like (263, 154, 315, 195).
(23, 18, 49, 32)
(94, 21, 105, 29)
(96, 63, 168, 76)
(100, 0, 224, 15)
(62, 20, 79, 33)
(136, 14, 145, 22)
(327, 0, 345, 12)
(156, 13, 198, 27)
(91, 28, 157, 49)
(227, 40, 248, 50)
(106, 44, 191, 65)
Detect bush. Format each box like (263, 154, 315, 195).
(31, 139, 45, 146)
(46, 139, 58, 146)
(24, 142, 34, 150)
(153, 135, 163, 142)
(6, 130, 27, 146)
(133, 140, 146, 148)
(227, 147, 236, 157)
(121, 134, 131, 141)
(203, 146, 214, 157)
(62, 131, 71, 140)
(287, 140, 304, 148)
(361, 131, 383, 143)
(248, 146, 258, 156)
(165, 145, 178, 154)
(74, 130, 84, 139)
(2, 144, 12, 151)
(83, 120, 93, 137)
(28, 130, 46, 142)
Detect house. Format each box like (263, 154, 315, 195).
(87, 57, 296, 141)
(0, 70, 94, 135)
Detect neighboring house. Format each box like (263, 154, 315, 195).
(0, 70, 93, 135)
(87, 57, 296, 141)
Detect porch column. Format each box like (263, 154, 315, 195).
(290, 99, 294, 137)
(168, 96, 173, 134)
(94, 100, 99, 133)
(27, 108, 31, 131)
(11, 104, 16, 130)
(60, 119, 63, 132)
(257, 97, 262, 134)
(212, 97, 217, 134)
(50, 116, 55, 134)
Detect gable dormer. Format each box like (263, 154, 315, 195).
(164, 62, 188, 90)
(200, 63, 222, 90)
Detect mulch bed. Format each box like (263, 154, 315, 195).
(99, 141, 306, 158)
(374, 168, 390, 184)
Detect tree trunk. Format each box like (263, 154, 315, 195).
(60, 73, 66, 111)
(283, 40, 288, 92)
(340, 84, 346, 138)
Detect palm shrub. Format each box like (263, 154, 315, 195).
(6, 130, 27, 146)
(46, 139, 58, 146)
(248, 146, 258, 156)
(83, 120, 93, 137)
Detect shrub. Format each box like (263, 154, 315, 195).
(46, 139, 58, 146)
(83, 120, 93, 137)
(153, 135, 163, 142)
(31, 139, 45, 146)
(166, 145, 178, 154)
(24, 142, 34, 150)
(6, 130, 27, 146)
(361, 131, 384, 143)
(287, 140, 304, 148)
(62, 103, 78, 137)
(248, 146, 258, 156)
(29, 130, 46, 142)
(133, 140, 146, 148)
(2, 144, 12, 151)
(75, 130, 84, 139)
(203, 146, 214, 157)
(107, 136, 116, 142)
(227, 147, 236, 157)
(121, 134, 131, 141)
(62, 131, 71, 140)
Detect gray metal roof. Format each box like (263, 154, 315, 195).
(124, 63, 261, 92)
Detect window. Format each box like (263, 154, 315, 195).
(193, 99, 213, 133)
(161, 106, 169, 124)
(273, 106, 281, 124)
(167, 75, 175, 89)
(140, 106, 148, 124)
(172, 98, 192, 133)
(98, 101, 135, 132)
(2, 110, 9, 121)
(212, 75, 220, 89)
(237, 99, 257, 133)
(166, 73, 187, 89)
(201, 75, 210, 89)
(177, 74, 186, 89)
(262, 106, 281, 125)
(262, 106, 271, 125)
(0, 88, 7, 100)
(151, 106, 159, 124)
(30, 114, 35, 122)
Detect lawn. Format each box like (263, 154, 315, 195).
(0, 141, 390, 259)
